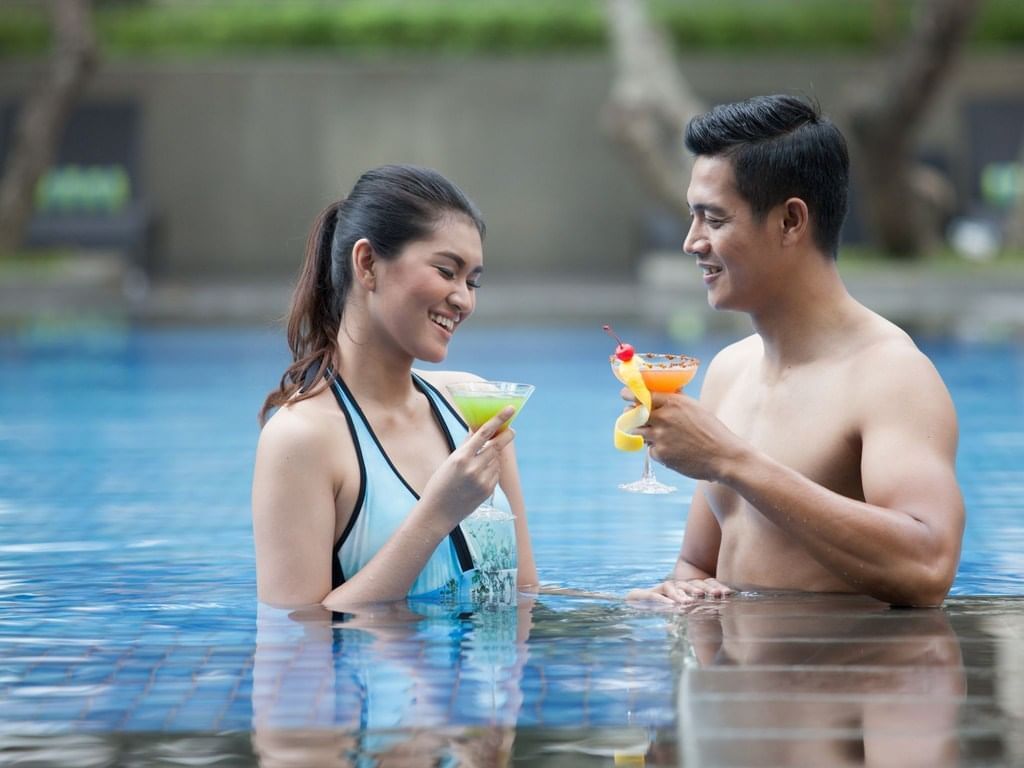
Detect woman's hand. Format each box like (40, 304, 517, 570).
(420, 406, 516, 529)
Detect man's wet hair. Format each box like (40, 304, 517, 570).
(685, 94, 849, 258)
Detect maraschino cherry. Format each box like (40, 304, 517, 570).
(602, 325, 634, 362)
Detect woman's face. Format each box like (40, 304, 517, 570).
(369, 214, 483, 363)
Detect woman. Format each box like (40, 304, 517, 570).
(252, 165, 537, 610)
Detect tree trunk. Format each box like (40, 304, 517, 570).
(1006, 144, 1024, 251)
(602, 0, 705, 215)
(849, 0, 981, 258)
(0, 0, 97, 256)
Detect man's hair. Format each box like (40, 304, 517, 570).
(685, 94, 849, 257)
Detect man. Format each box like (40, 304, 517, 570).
(628, 95, 964, 607)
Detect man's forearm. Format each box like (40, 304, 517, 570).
(669, 557, 713, 582)
(716, 447, 954, 606)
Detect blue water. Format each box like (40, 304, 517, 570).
(0, 325, 1021, 748)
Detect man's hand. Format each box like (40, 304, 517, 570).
(627, 577, 734, 604)
(623, 389, 744, 481)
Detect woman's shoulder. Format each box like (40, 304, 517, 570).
(257, 387, 345, 461)
(413, 369, 484, 389)
(255, 385, 361, 498)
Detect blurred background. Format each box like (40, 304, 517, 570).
(0, 0, 1022, 336)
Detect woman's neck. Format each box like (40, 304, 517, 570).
(333, 323, 416, 406)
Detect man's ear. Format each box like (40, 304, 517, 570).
(781, 198, 809, 246)
(351, 238, 376, 290)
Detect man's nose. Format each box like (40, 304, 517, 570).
(683, 219, 708, 256)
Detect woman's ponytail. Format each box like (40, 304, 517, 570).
(258, 200, 343, 425)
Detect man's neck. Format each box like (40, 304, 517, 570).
(749, 256, 860, 369)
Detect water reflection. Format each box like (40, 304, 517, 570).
(676, 594, 966, 767)
(251, 599, 532, 767)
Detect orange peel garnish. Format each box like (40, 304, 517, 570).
(613, 356, 651, 451)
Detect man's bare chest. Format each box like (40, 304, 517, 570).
(712, 374, 863, 497)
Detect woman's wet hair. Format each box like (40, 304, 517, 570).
(259, 164, 484, 424)
(685, 94, 849, 258)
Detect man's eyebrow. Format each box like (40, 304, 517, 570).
(689, 203, 729, 217)
(436, 251, 482, 273)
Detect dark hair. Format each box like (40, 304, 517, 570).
(259, 164, 485, 425)
(685, 94, 849, 257)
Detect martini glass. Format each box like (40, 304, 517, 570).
(611, 353, 699, 494)
(444, 380, 534, 517)
(445, 380, 533, 604)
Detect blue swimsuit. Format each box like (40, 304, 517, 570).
(328, 371, 512, 601)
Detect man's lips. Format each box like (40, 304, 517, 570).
(699, 262, 723, 282)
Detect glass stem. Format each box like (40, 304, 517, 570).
(642, 447, 658, 482)
(474, 490, 497, 516)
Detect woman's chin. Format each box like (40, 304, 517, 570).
(419, 346, 448, 365)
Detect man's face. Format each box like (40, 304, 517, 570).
(683, 156, 779, 313)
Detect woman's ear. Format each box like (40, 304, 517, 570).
(351, 238, 376, 290)
(781, 197, 809, 246)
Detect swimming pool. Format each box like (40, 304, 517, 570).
(1, 326, 1022, 764)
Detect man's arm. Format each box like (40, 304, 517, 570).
(644, 349, 964, 606)
(626, 344, 745, 604)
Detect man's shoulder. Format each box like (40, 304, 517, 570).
(845, 317, 953, 417)
(849, 315, 932, 373)
(707, 333, 761, 371)
(698, 334, 760, 400)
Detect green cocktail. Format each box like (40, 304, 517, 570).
(444, 380, 534, 605)
(449, 390, 531, 432)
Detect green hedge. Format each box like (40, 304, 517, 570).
(1, 0, 1022, 57)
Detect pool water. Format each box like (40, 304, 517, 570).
(0, 326, 1022, 764)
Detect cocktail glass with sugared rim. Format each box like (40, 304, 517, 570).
(611, 353, 699, 494)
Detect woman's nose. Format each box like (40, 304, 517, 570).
(448, 282, 474, 314)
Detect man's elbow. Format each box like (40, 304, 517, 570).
(884, 516, 963, 607)
(886, 559, 957, 608)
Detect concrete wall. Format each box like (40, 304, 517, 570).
(2, 51, 1022, 280)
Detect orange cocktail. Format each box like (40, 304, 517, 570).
(609, 351, 700, 494)
(610, 353, 700, 393)
(637, 354, 699, 393)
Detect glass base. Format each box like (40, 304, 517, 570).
(461, 503, 517, 605)
(619, 477, 677, 494)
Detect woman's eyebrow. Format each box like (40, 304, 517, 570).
(435, 251, 482, 273)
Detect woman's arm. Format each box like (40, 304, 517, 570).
(252, 407, 341, 606)
(496, 441, 538, 588)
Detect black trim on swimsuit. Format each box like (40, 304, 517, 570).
(415, 374, 470, 431)
(329, 370, 474, 576)
(327, 374, 368, 588)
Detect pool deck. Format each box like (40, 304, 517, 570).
(2, 252, 1024, 340)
